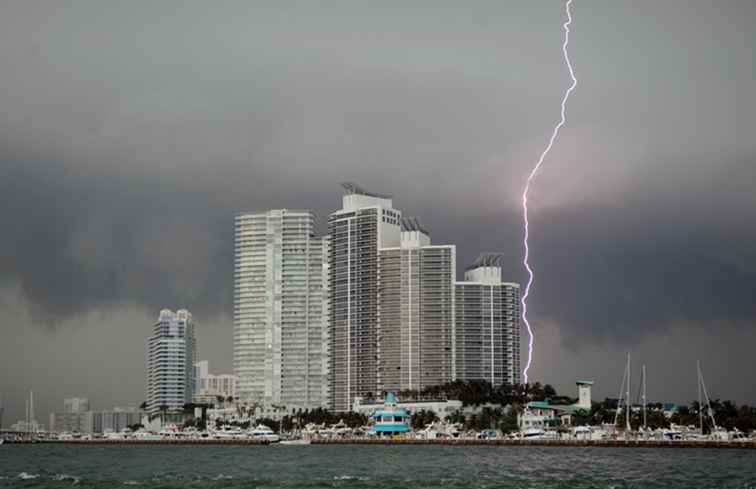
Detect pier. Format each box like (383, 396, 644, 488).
(3, 437, 755, 448)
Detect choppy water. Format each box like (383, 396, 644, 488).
(1, 444, 754, 488)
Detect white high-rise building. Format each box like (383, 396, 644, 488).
(455, 254, 521, 386)
(146, 309, 196, 414)
(378, 218, 456, 392)
(328, 184, 402, 412)
(234, 209, 327, 408)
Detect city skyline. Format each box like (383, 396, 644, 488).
(2, 1, 756, 423)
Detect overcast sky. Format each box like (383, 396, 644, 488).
(1, 0, 755, 424)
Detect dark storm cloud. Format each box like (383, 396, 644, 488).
(1, 0, 756, 420)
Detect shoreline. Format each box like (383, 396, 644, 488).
(3, 438, 755, 449)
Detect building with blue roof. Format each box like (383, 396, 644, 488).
(518, 381, 593, 431)
(369, 393, 411, 436)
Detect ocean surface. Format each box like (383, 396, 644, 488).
(1, 444, 754, 488)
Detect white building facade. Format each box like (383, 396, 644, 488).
(378, 218, 456, 392)
(328, 184, 402, 412)
(455, 255, 521, 386)
(233, 210, 327, 408)
(146, 309, 197, 414)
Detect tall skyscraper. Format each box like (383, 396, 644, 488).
(146, 309, 196, 413)
(455, 254, 521, 386)
(329, 183, 402, 411)
(378, 218, 456, 392)
(233, 209, 327, 408)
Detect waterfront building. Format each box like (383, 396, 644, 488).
(455, 254, 521, 386)
(234, 209, 327, 408)
(146, 309, 197, 414)
(352, 395, 462, 421)
(64, 397, 90, 414)
(328, 183, 402, 412)
(368, 393, 410, 436)
(378, 218, 456, 392)
(518, 380, 593, 430)
(193, 360, 238, 405)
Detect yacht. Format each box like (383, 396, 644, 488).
(249, 424, 280, 442)
(520, 428, 558, 440)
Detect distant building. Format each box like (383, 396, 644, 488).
(100, 408, 142, 433)
(193, 360, 238, 404)
(378, 217, 456, 392)
(49, 412, 87, 434)
(64, 397, 90, 414)
(50, 406, 142, 434)
(455, 254, 521, 386)
(10, 419, 44, 433)
(233, 210, 328, 408)
(146, 309, 197, 414)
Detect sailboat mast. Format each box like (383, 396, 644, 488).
(642, 364, 647, 429)
(697, 360, 703, 435)
(626, 353, 631, 431)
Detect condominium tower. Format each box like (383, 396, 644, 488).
(329, 184, 520, 411)
(328, 184, 402, 411)
(378, 218, 456, 392)
(233, 210, 327, 408)
(146, 309, 196, 413)
(455, 254, 521, 385)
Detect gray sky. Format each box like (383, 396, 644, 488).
(1, 0, 755, 424)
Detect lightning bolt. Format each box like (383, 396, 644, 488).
(521, 0, 577, 384)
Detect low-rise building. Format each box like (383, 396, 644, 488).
(518, 381, 593, 430)
(369, 393, 410, 436)
(194, 361, 238, 405)
(352, 396, 462, 420)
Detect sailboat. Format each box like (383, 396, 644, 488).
(696, 361, 728, 441)
(613, 353, 633, 437)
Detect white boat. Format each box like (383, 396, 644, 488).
(211, 427, 245, 439)
(279, 438, 311, 445)
(249, 424, 280, 442)
(520, 428, 558, 440)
